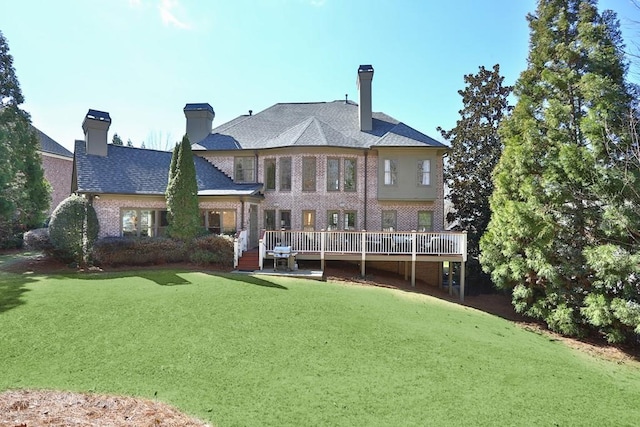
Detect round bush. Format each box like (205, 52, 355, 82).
(23, 227, 54, 253)
(49, 195, 99, 264)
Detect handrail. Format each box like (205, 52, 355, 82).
(261, 230, 467, 257)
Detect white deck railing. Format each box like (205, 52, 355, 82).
(260, 230, 467, 260)
(233, 229, 249, 268)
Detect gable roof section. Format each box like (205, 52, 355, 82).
(34, 126, 73, 158)
(194, 101, 446, 151)
(74, 141, 261, 196)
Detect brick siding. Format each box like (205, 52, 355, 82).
(41, 154, 73, 216)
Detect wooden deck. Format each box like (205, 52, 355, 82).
(234, 230, 468, 301)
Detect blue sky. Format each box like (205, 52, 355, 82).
(1, 0, 639, 152)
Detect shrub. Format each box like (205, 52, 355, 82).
(23, 228, 54, 253)
(48, 195, 99, 264)
(189, 234, 234, 267)
(0, 218, 23, 249)
(93, 237, 187, 267)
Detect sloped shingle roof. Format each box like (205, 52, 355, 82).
(74, 141, 261, 196)
(34, 127, 73, 158)
(195, 101, 445, 151)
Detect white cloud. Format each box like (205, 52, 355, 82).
(158, 0, 191, 29)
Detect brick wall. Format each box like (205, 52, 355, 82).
(41, 154, 73, 215)
(201, 149, 444, 232)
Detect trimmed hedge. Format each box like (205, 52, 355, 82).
(93, 234, 233, 268)
(49, 195, 99, 264)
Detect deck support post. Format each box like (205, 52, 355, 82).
(361, 230, 366, 278)
(460, 261, 465, 302)
(320, 229, 326, 272)
(411, 230, 416, 287)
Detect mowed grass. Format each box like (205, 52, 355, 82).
(1, 266, 639, 426)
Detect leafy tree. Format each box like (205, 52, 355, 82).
(165, 135, 201, 240)
(0, 30, 49, 247)
(126, 138, 134, 147)
(480, 0, 636, 340)
(438, 64, 512, 267)
(112, 133, 123, 145)
(49, 194, 99, 265)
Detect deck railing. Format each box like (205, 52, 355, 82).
(233, 229, 249, 268)
(261, 230, 467, 259)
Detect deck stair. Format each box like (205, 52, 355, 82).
(236, 248, 260, 271)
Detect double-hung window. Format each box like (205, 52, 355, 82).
(418, 159, 431, 186)
(344, 158, 356, 191)
(327, 158, 340, 191)
(418, 211, 433, 232)
(382, 210, 397, 231)
(235, 157, 255, 182)
(279, 157, 292, 191)
(302, 157, 316, 191)
(384, 159, 397, 186)
(264, 158, 276, 191)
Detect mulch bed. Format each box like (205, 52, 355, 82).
(0, 389, 209, 427)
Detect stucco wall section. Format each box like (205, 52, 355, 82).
(41, 154, 73, 216)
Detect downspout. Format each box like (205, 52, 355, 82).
(240, 199, 245, 230)
(254, 150, 259, 185)
(363, 149, 368, 230)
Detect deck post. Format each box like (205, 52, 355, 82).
(460, 261, 466, 302)
(411, 230, 416, 287)
(361, 230, 366, 277)
(320, 229, 326, 272)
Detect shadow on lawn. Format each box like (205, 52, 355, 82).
(212, 272, 288, 290)
(0, 275, 36, 314)
(50, 269, 288, 290)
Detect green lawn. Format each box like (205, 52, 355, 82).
(1, 263, 639, 426)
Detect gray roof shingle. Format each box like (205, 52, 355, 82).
(194, 101, 445, 151)
(74, 141, 261, 196)
(34, 127, 73, 158)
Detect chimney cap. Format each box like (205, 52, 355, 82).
(184, 103, 214, 114)
(358, 64, 374, 73)
(86, 109, 111, 122)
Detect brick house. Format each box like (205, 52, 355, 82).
(72, 65, 466, 295)
(35, 127, 73, 216)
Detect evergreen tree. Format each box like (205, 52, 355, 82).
(438, 64, 512, 262)
(480, 0, 635, 339)
(165, 135, 201, 240)
(0, 31, 49, 246)
(111, 133, 124, 145)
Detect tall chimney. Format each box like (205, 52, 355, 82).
(184, 103, 215, 144)
(82, 109, 111, 156)
(357, 65, 374, 132)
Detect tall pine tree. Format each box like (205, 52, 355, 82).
(0, 30, 49, 246)
(438, 64, 512, 265)
(165, 135, 201, 240)
(481, 0, 635, 339)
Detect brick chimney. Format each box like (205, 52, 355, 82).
(82, 109, 111, 156)
(184, 103, 215, 144)
(357, 65, 374, 132)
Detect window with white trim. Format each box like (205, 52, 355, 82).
(384, 159, 397, 186)
(418, 159, 431, 186)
